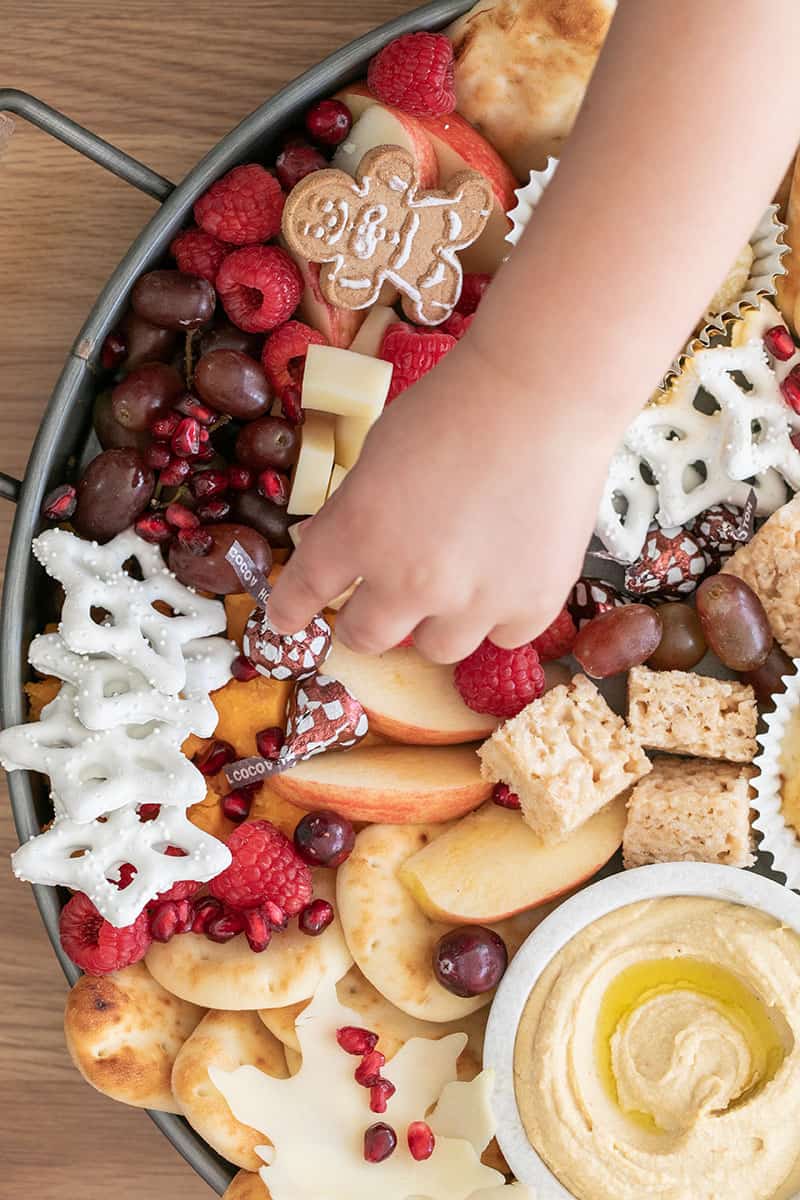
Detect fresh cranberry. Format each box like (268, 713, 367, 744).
(407, 1121, 435, 1162)
(101, 329, 127, 370)
(160, 457, 192, 487)
(205, 908, 245, 943)
(258, 468, 289, 506)
(171, 416, 201, 458)
(222, 788, 254, 824)
(369, 1079, 396, 1114)
(195, 739, 236, 776)
(280, 385, 303, 425)
(781, 365, 800, 413)
(190, 895, 223, 933)
(176, 525, 214, 555)
(227, 465, 253, 491)
(363, 1123, 397, 1164)
(41, 483, 77, 522)
(150, 411, 181, 439)
(305, 98, 352, 146)
(275, 138, 327, 191)
(190, 469, 229, 499)
(138, 803, 161, 821)
(242, 907, 272, 953)
(134, 513, 172, 544)
(355, 1049, 386, 1087)
(337, 1026, 379, 1056)
(144, 441, 172, 470)
(764, 325, 795, 361)
(231, 654, 259, 682)
(433, 926, 508, 997)
(165, 501, 200, 530)
(174, 394, 216, 425)
(294, 810, 355, 868)
(492, 782, 521, 810)
(256, 726, 284, 759)
(299, 898, 335, 937)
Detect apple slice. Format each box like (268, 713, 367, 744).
(278, 235, 365, 348)
(399, 797, 626, 924)
(336, 822, 560, 1022)
(332, 104, 439, 188)
(337, 84, 517, 273)
(301, 344, 391, 422)
(287, 409, 335, 516)
(323, 639, 498, 746)
(269, 742, 491, 823)
(348, 304, 402, 358)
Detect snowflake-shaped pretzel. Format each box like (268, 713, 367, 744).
(0, 685, 205, 823)
(32, 528, 226, 694)
(11, 802, 231, 926)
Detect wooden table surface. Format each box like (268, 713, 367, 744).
(0, 4, 417, 1195)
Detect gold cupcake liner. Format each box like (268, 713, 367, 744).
(751, 664, 800, 888)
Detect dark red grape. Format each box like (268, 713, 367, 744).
(695, 574, 771, 672)
(131, 270, 215, 331)
(119, 309, 177, 368)
(647, 602, 707, 671)
(573, 605, 662, 679)
(73, 449, 155, 542)
(93, 391, 149, 452)
(199, 322, 263, 358)
(294, 811, 355, 868)
(194, 349, 272, 420)
(433, 926, 508, 997)
(230, 489, 292, 548)
(235, 416, 299, 472)
(741, 642, 796, 705)
(167, 522, 271, 593)
(111, 363, 184, 431)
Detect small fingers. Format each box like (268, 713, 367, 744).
(489, 602, 566, 651)
(268, 517, 358, 635)
(334, 582, 424, 657)
(411, 613, 490, 665)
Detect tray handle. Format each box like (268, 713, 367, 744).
(0, 90, 178, 504)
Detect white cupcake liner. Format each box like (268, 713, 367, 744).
(751, 662, 800, 888)
(505, 158, 559, 252)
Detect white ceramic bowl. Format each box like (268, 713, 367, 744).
(483, 862, 800, 1200)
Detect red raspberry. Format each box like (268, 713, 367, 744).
(439, 311, 474, 340)
(275, 139, 328, 192)
(379, 323, 456, 402)
(454, 639, 545, 718)
(368, 32, 455, 118)
(456, 273, 491, 316)
(531, 607, 577, 663)
(209, 819, 313, 915)
(152, 878, 201, 905)
(217, 246, 303, 333)
(194, 163, 284, 246)
(262, 320, 327, 393)
(170, 228, 232, 284)
(59, 892, 152, 975)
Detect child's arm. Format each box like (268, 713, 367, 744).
(269, 0, 800, 661)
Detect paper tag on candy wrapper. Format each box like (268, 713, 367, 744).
(225, 540, 272, 608)
(735, 488, 758, 542)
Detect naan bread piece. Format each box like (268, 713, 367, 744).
(449, 0, 616, 178)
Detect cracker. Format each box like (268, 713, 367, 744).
(627, 666, 758, 763)
(723, 493, 800, 655)
(63, 962, 204, 1112)
(172, 1009, 288, 1170)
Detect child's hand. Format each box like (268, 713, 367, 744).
(268, 335, 613, 661)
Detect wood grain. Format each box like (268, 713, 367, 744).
(0, 4, 416, 1195)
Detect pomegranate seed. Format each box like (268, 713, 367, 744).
(165, 501, 200, 530)
(192, 443, 216, 463)
(41, 483, 77, 522)
(196, 498, 231, 522)
(134, 513, 172, 544)
(258, 468, 289, 506)
(227, 465, 253, 491)
(407, 1121, 435, 1162)
(206, 908, 245, 943)
(299, 898, 335, 937)
(164, 845, 187, 857)
(197, 426, 211, 445)
(363, 1123, 397, 1164)
(138, 803, 161, 821)
(280, 385, 304, 425)
(195, 739, 236, 776)
(242, 907, 272, 953)
(275, 138, 327, 191)
(256, 726, 284, 759)
(492, 782, 521, 810)
(144, 441, 172, 470)
(222, 789, 254, 823)
(781, 365, 800, 413)
(160, 457, 192, 487)
(369, 1078, 396, 1114)
(231, 654, 259, 682)
(764, 325, 795, 361)
(177, 526, 213, 555)
(793, 432, 800, 452)
(337, 1026, 379, 1056)
(191, 895, 223, 934)
(174, 394, 216, 425)
(174, 899, 194, 932)
(172, 416, 201, 458)
(113, 862, 137, 890)
(355, 1049, 386, 1087)
(101, 329, 127, 370)
(305, 98, 353, 147)
(150, 411, 181, 439)
(265, 900, 288, 930)
(149, 900, 183, 943)
(190, 469, 229, 499)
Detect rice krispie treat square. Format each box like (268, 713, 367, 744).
(478, 674, 651, 844)
(627, 665, 757, 762)
(623, 756, 755, 869)
(723, 493, 800, 656)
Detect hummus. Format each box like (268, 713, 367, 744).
(514, 897, 800, 1200)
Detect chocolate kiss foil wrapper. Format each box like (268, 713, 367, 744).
(243, 610, 332, 682)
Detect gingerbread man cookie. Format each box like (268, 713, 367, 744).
(281, 145, 492, 326)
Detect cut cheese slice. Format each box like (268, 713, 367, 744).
(287, 410, 335, 516)
(326, 464, 349, 500)
(302, 344, 391, 422)
(348, 304, 402, 358)
(335, 414, 373, 469)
